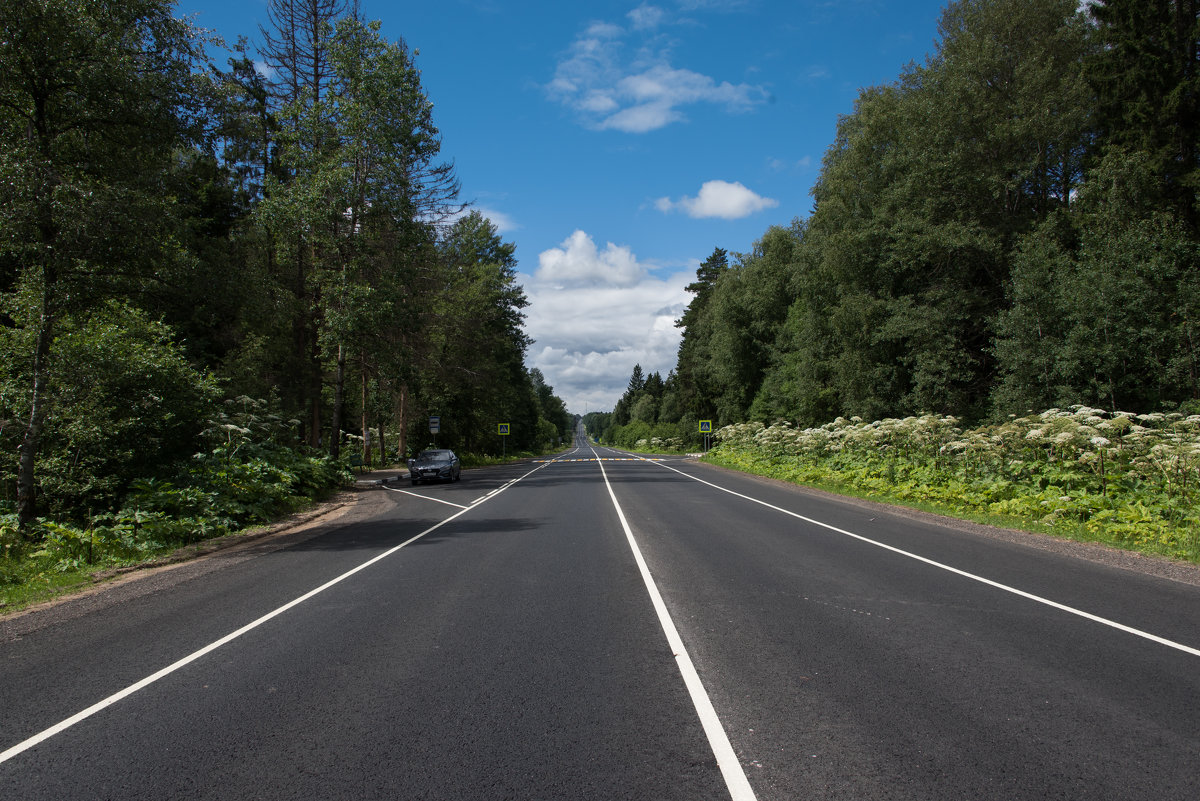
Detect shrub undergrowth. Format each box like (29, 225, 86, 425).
(1, 397, 350, 611)
(708, 407, 1200, 563)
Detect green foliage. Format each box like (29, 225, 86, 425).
(0, 0, 565, 546)
(710, 407, 1200, 561)
(1088, 0, 1200, 230)
(0, 301, 221, 518)
(0, 397, 348, 603)
(605, 420, 693, 453)
(664, 0, 1200, 435)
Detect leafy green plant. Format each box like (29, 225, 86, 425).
(710, 407, 1200, 562)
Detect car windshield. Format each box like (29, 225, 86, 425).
(418, 450, 453, 460)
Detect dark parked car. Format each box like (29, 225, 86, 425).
(408, 449, 461, 484)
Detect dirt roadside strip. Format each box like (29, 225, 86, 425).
(0, 470, 407, 642)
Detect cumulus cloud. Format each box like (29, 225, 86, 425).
(656, 180, 779, 219)
(546, 13, 767, 133)
(536, 229, 647, 288)
(522, 231, 693, 412)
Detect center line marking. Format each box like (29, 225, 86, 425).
(592, 447, 758, 801)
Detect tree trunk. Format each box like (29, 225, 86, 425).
(308, 277, 323, 450)
(396, 382, 408, 461)
(331, 342, 344, 458)
(18, 170, 60, 535)
(360, 364, 370, 466)
(16, 307, 54, 534)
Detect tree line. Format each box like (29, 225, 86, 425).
(599, 0, 1200, 448)
(0, 0, 571, 533)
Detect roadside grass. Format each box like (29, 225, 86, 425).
(0, 495, 340, 616)
(0, 551, 102, 614)
(707, 410, 1200, 565)
(703, 450, 1124, 551)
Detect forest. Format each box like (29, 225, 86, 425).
(0, 0, 572, 548)
(597, 0, 1200, 450)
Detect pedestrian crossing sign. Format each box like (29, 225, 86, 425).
(699, 420, 713, 434)
(498, 423, 510, 435)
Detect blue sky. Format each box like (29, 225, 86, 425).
(181, 0, 950, 414)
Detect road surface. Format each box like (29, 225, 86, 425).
(3, 428, 1198, 799)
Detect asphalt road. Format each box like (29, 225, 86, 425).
(2, 429, 1199, 800)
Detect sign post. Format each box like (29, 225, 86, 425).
(698, 419, 713, 453)
(497, 422, 510, 459)
(429, 416, 440, 447)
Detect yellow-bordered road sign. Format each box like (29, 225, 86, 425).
(698, 420, 713, 434)
(497, 423, 510, 435)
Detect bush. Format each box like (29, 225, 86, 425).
(1, 301, 221, 520)
(606, 420, 695, 451)
(710, 407, 1200, 561)
(0, 396, 350, 582)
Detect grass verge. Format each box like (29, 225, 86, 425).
(703, 450, 1200, 565)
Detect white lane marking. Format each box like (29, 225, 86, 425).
(0, 461, 551, 765)
(382, 485, 470, 509)
(472, 477, 524, 505)
(592, 448, 758, 801)
(635, 455, 1200, 659)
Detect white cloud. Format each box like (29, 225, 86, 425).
(579, 91, 619, 114)
(678, 0, 752, 9)
(476, 207, 519, 234)
(767, 155, 813, 172)
(628, 4, 666, 30)
(657, 179, 779, 219)
(522, 231, 692, 412)
(546, 15, 767, 132)
(584, 21, 625, 39)
(536, 229, 647, 288)
(444, 205, 519, 234)
(600, 100, 682, 133)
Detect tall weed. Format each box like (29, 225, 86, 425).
(711, 407, 1200, 561)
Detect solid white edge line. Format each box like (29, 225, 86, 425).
(636, 454, 1200, 659)
(592, 448, 759, 801)
(0, 461, 551, 766)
